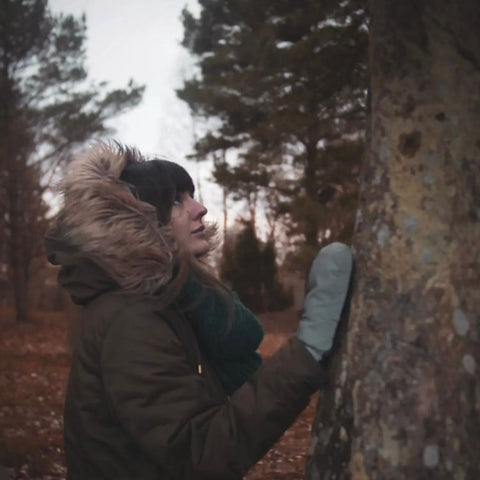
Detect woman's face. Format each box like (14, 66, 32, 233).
(170, 191, 209, 257)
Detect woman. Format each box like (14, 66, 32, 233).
(45, 142, 353, 480)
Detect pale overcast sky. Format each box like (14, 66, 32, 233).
(48, 0, 225, 221)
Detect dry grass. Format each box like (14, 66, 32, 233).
(258, 308, 300, 335)
(0, 310, 69, 479)
(248, 309, 317, 480)
(0, 308, 316, 480)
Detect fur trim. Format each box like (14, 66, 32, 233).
(55, 142, 179, 295)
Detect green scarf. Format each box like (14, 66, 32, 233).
(181, 279, 264, 395)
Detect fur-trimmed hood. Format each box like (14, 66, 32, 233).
(46, 142, 180, 303)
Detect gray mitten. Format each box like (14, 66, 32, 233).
(296, 242, 353, 361)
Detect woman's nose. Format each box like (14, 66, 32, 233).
(191, 198, 207, 219)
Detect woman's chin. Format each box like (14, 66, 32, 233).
(191, 238, 210, 257)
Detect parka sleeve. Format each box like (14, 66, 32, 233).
(101, 303, 326, 480)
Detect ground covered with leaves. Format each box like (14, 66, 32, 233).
(0, 309, 317, 479)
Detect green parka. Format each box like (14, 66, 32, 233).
(46, 144, 326, 480)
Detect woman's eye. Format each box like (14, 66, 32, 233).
(173, 193, 184, 206)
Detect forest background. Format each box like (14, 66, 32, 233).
(0, 1, 366, 477)
(1, 0, 368, 321)
(2, 0, 478, 479)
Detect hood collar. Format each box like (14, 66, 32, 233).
(47, 142, 177, 299)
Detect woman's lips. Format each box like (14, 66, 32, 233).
(192, 225, 205, 234)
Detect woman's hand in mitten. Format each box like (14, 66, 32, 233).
(296, 242, 353, 361)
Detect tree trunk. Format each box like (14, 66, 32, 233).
(304, 141, 320, 248)
(6, 148, 30, 322)
(221, 149, 228, 241)
(10, 226, 29, 322)
(2, 62, 31, 322)
(305, 1, 480, 479)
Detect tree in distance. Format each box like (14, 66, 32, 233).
(1, 0, 145, 321)
(178, 0, 368, 270)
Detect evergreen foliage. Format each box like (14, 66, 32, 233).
(220, 221, 292, 313)
(178, 0, 368, 270)
(0, 0, 145, 320)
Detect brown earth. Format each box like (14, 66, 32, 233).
(0, 308, 317, 480)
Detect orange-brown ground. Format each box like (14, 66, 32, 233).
(0, 309, 317, 479)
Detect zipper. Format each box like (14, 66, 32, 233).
(167, 307, 204, 377)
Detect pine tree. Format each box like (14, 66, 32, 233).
(261, 239, 292, 311)
(178, 0, 368, 265)
(0, 0, 144, 321)
(220, 221, 264, 311)
(220, 221, 292, 312)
